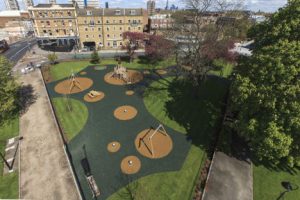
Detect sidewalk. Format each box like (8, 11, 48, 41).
(19, 70, 80, 200)
(203, 151, 253, 200)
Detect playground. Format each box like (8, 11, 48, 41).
(45, 60, 229, 200)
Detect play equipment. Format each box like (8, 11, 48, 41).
(69, 72, 82, 94)
(138, 124, 168, 158)
(88, 90, 102, 99)
(110, 63, 132, 84)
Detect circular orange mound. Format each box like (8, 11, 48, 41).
(114, 105, 137, 121)
(156, 69, 168, 75)
(120, 156, 141, 174)
(104, 70, 143, 85)
(107, 141, 121, 153)
(135, 128, 173, 159)
(80, 71, 87, 75)
(54, 77, 93, 95)
(125, 90, 134, 96)
(83, 91, 105, 103)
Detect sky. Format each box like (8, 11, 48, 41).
(0, 0, 288, 12)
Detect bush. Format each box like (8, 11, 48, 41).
(90, 50, 100, 64)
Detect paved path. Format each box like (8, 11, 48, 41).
(203, 151, 253, 200)
(19, 70, 80, 200)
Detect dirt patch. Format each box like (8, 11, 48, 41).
(83, 91, 105, 103)
(104, 70, 143, 85)
(125, 90, 134, 96)
(120, 156, 141, 175)
(135, 128, 173, 159)
(113, 105, 137, 121)
(80, 71, 87, 75)
(41, 65, 53, 83)
(107, 141, 121, 153)
(54, 77, 93, 94)
(156, 69, 168, 75)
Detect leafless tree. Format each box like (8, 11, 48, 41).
(168, 0, 244, 96)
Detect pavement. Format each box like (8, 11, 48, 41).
(3, 39, 37, 63)
(19, 70, 80, 200)
(203, 151, 253, 200)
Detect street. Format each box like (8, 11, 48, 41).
(3, 39, 37, 63)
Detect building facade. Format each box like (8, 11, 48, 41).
(77, 8, 147, 49)
(28, 4, 79, 50)
(147, 0, 155, 16)
(149, 13, 174, 30)
(69, 0, 101, 8)
(4, 0, 19, 10)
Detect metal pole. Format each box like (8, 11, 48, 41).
(0, 152, 12, 170)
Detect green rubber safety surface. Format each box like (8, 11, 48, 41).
(46, 66, 191, 200)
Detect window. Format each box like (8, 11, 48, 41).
(85, 28, 88, 31)
(129, 10, 136, 15)
(128, 20, 131, 23)
(98, 27, 101, 31)
(41, 21, 44, 23)
(113, 41, 117, 47)
(69, 20, 72, 22)
(107, 27, 109, 31)
(119, 20, 122, 23)
(120, 42, 123, 46)
(128, 27, 131, 30)
(106, 20, 109, 23)
(107, 34, 110, 38)
(98, 20, 101, 24)
(113, 26, 116, 30)
(99, 34, 102, 38)
(115, 10, 121, 15)
(46, 21, 50, 25)
(90, 20, 95, 26)
(86, 35, 89, 38)
(138, 27, 141, 30)
(84, 20, 87, 24)
(67, 11, 71, 16)
(138, 20, 141, 23)
(91, 28, 94, 31)
(120, 34, 122, 37)
(87, 10, 92, 16)
(43, 30, 47, 33)
(107, 42, 110, 46)
(119, 27, 122, 30)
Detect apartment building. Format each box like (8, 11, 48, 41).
(28, 4, 79, 50)
(77, 8, 147, 50)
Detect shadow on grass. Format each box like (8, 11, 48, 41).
(164, 76, 229, 150)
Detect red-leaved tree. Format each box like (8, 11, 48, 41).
(145, 35, 175, 63)
(122, 32, 145, 62)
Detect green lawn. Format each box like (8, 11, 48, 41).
(52, 98, 88, 141)
(0, 117, 19, 199)
(254, 165, 300, 200)
(109, 76, 228, 200)
(50, 57, 176, 81)
(210, 59, 234, 78)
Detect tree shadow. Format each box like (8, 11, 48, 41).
(18, 84, 37, 115)
(164, 76, 230, 150)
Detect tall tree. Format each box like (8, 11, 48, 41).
(122, 32, 145, 62)
(0, 56, 19, 123)
(47, 52, 57, 65)
(169, 0, 241, 94)
(230, 0, 300, 167)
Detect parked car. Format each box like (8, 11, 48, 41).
(21, 65, 35, 74)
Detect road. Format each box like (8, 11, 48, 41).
(3, 39, 37, 63)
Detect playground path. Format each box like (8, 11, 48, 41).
(19, 70, 80, 200)
(203, 151, 253, 200)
